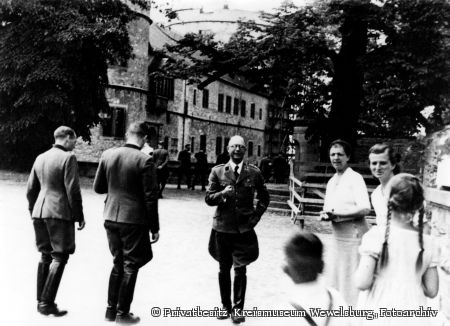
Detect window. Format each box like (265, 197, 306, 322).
(216, 137, 222, 155)
(225, 96, 232, 113)
(248, 141, 254, 156)
(170, 138, 178, 155)
(191, 137, 195, 152)
(100, 105, 126, 138)
(193, 89, 197, 105)
(218, 93, 224, 112)
(164, 136, 169, 149)
(200, 135, 207, 151)
(150, 76, 174, 100)
(202, 89, 209, 108)
(250, 103, 255, 119)
(259, 108, 262, 120)
(224, 137, 230, 152)
(258, 145, 261, 157)
(240, 100, 246, 117)
(233, 98, 239, 115)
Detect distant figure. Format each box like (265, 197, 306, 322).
(355, 174, 440, 326)
(93, 122, 160, 324)
(192, 149, 208, 191)
(272, 153, 288, 183)
(284, 232, 350, 326)
(205, 135, 270, 324)
(216, 149, 230, 165)
(152, 141, 170, 198)
(177, 144, 192, 189)
(26, 126, 85, 317)
(259, 154, 273, 183)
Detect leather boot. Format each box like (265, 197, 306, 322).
(217, 271, 231, 319)
(37, 262, 50, 302)
(231, 268, 247, 324)
(116, 271, 140, 324)
(38, 261, 67, 317)
(105, 267, 123, 321)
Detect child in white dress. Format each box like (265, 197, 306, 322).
(355, 173, 443, 326)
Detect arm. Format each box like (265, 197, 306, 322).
(422, 267, 439, 298)
(64, 155, 84, 224)
(93, 156, 107, 194)
(354, 255, 378, 290)
(205, 168, 226, 206)
(26, 164, 40, 215)
(142, 158, 160, 235)
(159, 151, 169, 168)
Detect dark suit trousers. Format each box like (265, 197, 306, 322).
(104, 221, 153, 273)
(33, 218, 75, 263)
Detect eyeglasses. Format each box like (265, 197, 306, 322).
(229, 144, 246, 150)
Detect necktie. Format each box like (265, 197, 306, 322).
(234, 165, 239, 179)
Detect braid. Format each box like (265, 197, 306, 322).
(380, 203, 392, 270)
(416, 206, 425, 272)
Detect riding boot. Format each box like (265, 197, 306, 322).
(116, 271, 140, 324)
(216, 270, 231, 320)
(38, 261, 67, 317)
(37, 261, 50, 303)
(231, 267, 247, 324)
(105, 267, 123, 321)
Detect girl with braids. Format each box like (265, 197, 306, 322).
(355, 173, 441, 326)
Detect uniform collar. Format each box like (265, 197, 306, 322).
(53, 144, 67, 151)
(124, 144, 141, 150)
(229, 160, 244, 174)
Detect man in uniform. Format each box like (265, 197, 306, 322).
(152, 140, 170, 198)
(177, 143, 192, 189)
(205, 135, 270, 324)
(191, 149, 208, 191)
(26, 126, 85, 317)
(94, 122, 160, 324)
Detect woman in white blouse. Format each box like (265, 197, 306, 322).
(368, 143, 399, 227)
(320, 139, 371, 305)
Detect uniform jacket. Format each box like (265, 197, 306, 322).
(152, 148, 169, 169)
(93, 144, 159, 233)
(205, 161, 270, 233)
(26, 145, 84, 222)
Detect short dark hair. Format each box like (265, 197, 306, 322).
(127, 121, 148, 138)
(368, 143, 400, 174)
(284, 232, 324, 283)
(54, 126, 76, 140)
(329, 139, 352, 157)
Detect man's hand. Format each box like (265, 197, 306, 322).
(151, 232, 160, 243)
(221, 185, 234, 198)
(77, 220, 86, 230)
(320, 211, 335, 221)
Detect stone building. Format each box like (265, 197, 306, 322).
(74, 7, 270, 166)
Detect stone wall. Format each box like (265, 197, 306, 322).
(422, 124, 450, 319)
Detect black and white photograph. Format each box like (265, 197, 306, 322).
(1, 0, 450, 325)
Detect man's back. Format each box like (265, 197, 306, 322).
(94, 145, 159, 226)
(153, 148, 169, 167)
(27, 146, 83, 221)
(178, 149, 191, 167)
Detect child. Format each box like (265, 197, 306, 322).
(355, 173, 442, 326)
(284, 232, 351, 326)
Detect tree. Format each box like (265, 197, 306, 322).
(0, 0, 149, 168)
(159, 0, 450, 154)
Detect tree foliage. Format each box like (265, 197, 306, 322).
(160, 0, 450, 150)
(0, 0, 148, 168)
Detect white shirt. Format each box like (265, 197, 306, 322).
(323, 167, 371, 213)
(371, 185, 387, 227)
(141, 143, 154, 156)
(229, 160, 243, 175)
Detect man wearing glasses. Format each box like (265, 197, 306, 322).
(205, 135, 270, 324)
